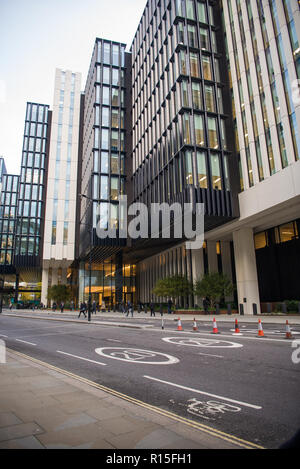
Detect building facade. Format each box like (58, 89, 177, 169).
(1, 0, 299, 312)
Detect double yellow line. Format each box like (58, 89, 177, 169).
(7, 348, 264, 450)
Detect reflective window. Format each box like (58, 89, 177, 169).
(197, 151, 207, 188)
(210, 153, 222, 190)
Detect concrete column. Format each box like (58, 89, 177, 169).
(191, 247, 204, 307)
(233, 228, 261, 315)
(207, 241, 218, 273)
(41, 268, 48, 306)
(221, 241, 234, 302)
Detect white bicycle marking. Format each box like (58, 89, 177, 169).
(162, 337, 243, 348)
(186, 398, 241, 421)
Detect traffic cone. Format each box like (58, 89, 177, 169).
(258, 319, 264, 337)
(234, 319, 240, 334)
(285, 320, 293, 339)
(212, 317, 219, 334)
(177, 318, 183, 331)
(193, 318, 198, 331)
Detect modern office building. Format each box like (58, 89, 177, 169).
(41, 69, 82, 306)
(1, 0, 299, 312)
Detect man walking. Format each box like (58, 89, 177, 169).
(78, 302, 87, 319)
(150, 301, 155, 317)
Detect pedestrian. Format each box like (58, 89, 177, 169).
(167, 299, 172, 314)
(144, 303, 148, 315)
(150, 301, 155, 317)
(78, 302, 87, 318)
(60, 302, 64, 313)
(9, 300, 13, 311)
(92, 300, 97, 314)
(52, 302, 57, 312)
(70, 300, 74, 311)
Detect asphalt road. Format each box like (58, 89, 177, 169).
(1, 314, 300, 449)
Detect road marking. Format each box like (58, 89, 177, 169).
(6, 348, 264, 449)
(0, 334, 8, 338)
(162, 337, 243, 348)
(15, 339, 36, 346)
(95, 347, 179, 365)
(197, 352, 224, 358)
(56, 350, 107, 366)
(106, 339, 121, 343)
(144, 375, 262, 410)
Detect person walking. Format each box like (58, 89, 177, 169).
(70, 300, 75, 312)
(60, 302, 64, 313)
(167, 299, 173, 314)
(78, 302, 87, 318)
(52, 302, 57, 312)
(92, 300, 97, 315)
(150, 301, 155, 317)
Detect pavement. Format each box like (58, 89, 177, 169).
(0, 350, 247, 449)
(2, 308, 300, 325)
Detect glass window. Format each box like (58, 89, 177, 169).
(111, 131, 119, 151)
(100, 176, 109, 200)
(103, 67, 110, 84)
(111, 109, 119, 128)
(254, 232, 267, 250)
(111, 88, 119, 106)
(101, 129, 109, 150)
(279, 222, 297, 243)
(102, 86, 110, 105)
(202, 55, 212, 80)
(185, 151, 193, 185)
(192, 82, 202, 110)
(197, 2, 207, 23)
(194, 114, 205, 146)
(190, 52, 200, 77)
(199, 28, 210, 50)
(186, 0, 195, 20)
(111, 153, 119, 173)
(102, 107, 109, 127)
(220, 119, 227, 150)
(188, 25, 197, 48)
(197, 151, 207, 188)
(112, 69, 120, 86)
(180, 50, 187, 75)
(110, 177, 119, 200)
(208, 117, 219, 149)
(101, 151, 109, 173)
(210, 153, 222, 190)
(103, 43, 111, 64)
(183, 113, 191, 145)
(182, 80, 189, 107)
(112, 44, 119, 66)
(205, 84, 215, 112)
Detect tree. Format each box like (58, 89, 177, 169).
(194, 273, 234, 310)
(47, 284, 72, 305)
(152, 275, 193, 306)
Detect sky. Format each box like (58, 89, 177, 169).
(0, 0, 145, 174)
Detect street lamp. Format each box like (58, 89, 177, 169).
(79, 193, 93, 322)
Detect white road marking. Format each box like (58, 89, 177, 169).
(0, 334, 8, 338)
(144, 375, 262, 410)
(15, 339, 36, 346)
(162, 337, 243, 348)
(57, 350, 107, 366)
(197, 352, 224, 358)
(95, 347, 179, 365)
(106, 339, 121, 343)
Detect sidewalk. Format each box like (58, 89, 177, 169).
(0, 350, 249, 449)
(2, 308, 300, 324)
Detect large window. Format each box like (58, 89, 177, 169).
(197, 151, 207, 188)
(185, 151, 193, 185)
(208, 117, 219, 149)
(194, 114, 205, 146)
(190, 52, 200, 78)
(202, 55, 212, 80)
(192, 82, 202, 110)
(210, 153, 222, 190)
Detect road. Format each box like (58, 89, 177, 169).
(0, 314, 300, 449)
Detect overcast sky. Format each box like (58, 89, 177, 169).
(0, 0, 145, 174)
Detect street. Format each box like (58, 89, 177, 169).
(1, 313, 300, 449)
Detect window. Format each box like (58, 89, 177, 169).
(188, 25, 197, 48)
(183, 113, 191, 145)
(254, 232, 267, 250)
(110, 177, 119, 200)
(185, 151, 193, 185)
(101, 151, 109, 173)
(197, 2, 207, 23)
(202, 55, 212, 80)
(100, 176, 109, 200)
(112, 45, 119, 66)
(111, 153, 119, 173)
(103, 43, 110, 64)
(182, 80, 189, 107)
(102, 86, 110, 105)
(208, 117, 219, 149)
(190, 52, 200, 77)
(101, 129, 109, 150)
(111, 109, 119, 128)
(102, 107, 109, 127)
(111, 131, 119, 151)
(192, 82, 202, 110)
(194, 114, 205, 146)
(103, 67, 110, 84)
(278, 222, 298, 243)
(186, 0, 195, 19)
(205, 84, 215, 112)
(210, 153, 222, 190)
(111, 88, 119, 106)
(199, 28, 209, 50)
(197, 151, 207, 188)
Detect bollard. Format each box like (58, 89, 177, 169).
(239, 304, 244, 316)
(161, 318, 164, 330)
(253, 303, 257, 316)
(227, 303, 232, 315)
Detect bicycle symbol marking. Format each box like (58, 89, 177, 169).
(95, 347, 179, 364)
(162, 337, 243, 348)
(186, 398, 241, 421)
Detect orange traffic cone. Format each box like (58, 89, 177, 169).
(234, 319, 240, 334)
(177, 318, 183, 331)
(285, 320, 293, 339)
(212, 317, 219, 334)
(258, 319, 264, 337)
(193, 318, 198, 331)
